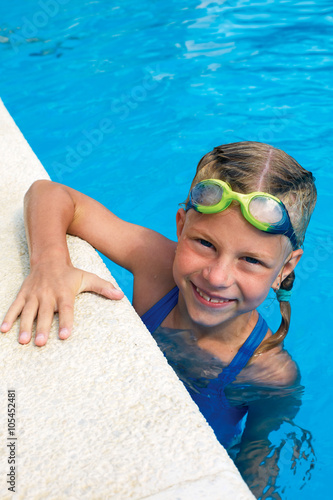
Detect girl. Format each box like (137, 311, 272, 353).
(1, 141, 317, 497)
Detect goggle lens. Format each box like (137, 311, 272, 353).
(191, 182, 223, 206)
(248, 197, 284, 224)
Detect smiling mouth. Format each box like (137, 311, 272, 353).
(194, 285, 233, 304)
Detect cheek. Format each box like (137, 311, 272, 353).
(237, 267, 282, 314)
(238, 273, 275, 303)
(173, 243, 200, 280)
(173, 247, 190, 280)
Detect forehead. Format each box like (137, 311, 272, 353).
(184, 205, 290, 257)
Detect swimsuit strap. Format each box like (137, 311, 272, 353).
(141, 286, 179, 334)
(217, 313, 268, 388)
(141, 286, 268, 388)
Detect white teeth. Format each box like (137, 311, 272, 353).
(210, 298, 225, 304)
(200, 290, 211, 301)
(196, 287, 230, 303)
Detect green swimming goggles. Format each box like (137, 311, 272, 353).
(186, 179, 298, 250)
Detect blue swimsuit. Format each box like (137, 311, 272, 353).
(141, 286, 268, 448)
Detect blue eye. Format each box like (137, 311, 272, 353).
(199, 239, 214, 248)
(244, 256, 261, 265)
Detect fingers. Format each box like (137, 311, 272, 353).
(20, 296, 74, 346)
(34, 298, 58, 347)
(1, 296, 26, 333)
(18, 296, 40, 345)
(1, 293, 66, 346)
(81, 272, 124, 300)
(102, 287, 124, 300)
(57, 300, 74, 340)
(2, 269, 124, 346)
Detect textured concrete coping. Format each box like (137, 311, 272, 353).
(0, 99, 254, 500)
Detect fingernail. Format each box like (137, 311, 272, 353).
(35, 333, 45, 344)
(19, 332, 30, 343)
(1, 322, 9, 332)
(59, 328, 69, 339)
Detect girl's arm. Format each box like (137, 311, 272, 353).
(234, 353, 314, 498)
(235, 387, 302, 498)
(1, 180, 176, 346)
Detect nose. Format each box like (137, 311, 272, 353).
(202, 258, 234, 288)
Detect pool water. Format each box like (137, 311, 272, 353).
(1, 0, 333, 498)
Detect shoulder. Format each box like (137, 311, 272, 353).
(237, 346, 300, 388)
(132, 232, 177, 316)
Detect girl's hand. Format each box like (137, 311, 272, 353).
(0, 262, 124, 346)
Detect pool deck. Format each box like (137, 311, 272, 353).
(0, 99, 254, 500)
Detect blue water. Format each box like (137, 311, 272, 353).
(1, 0, 333, 497)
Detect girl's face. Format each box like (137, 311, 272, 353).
(173, 206, 302, 333)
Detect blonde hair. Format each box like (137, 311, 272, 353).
(187, 141, 317, 356)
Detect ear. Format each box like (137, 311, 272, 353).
(273, 248, 303, 288)
(176, 208, 186, 240)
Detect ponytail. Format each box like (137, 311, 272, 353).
(253, 271, 295, 357)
